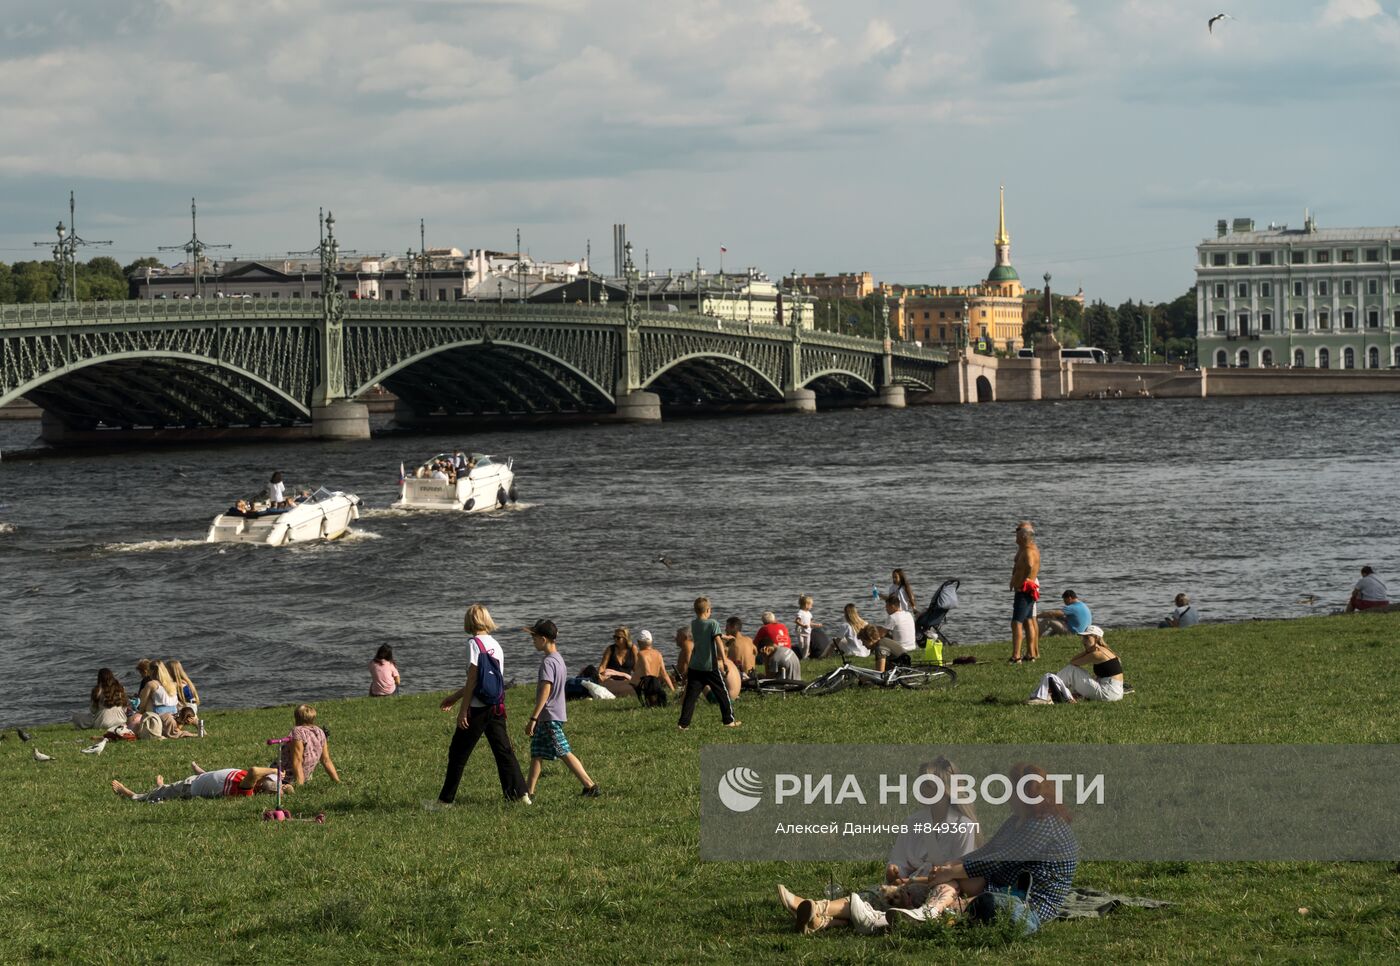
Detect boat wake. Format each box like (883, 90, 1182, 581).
(100, 538, 206, 554)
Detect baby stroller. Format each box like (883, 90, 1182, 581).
(915, 579, 960, 647)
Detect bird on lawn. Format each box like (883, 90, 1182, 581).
(81, 738, 108, 756)
(1208, 13, 1234, 33)
(33, 748, 53, 762)
(17, 728, 33, 742)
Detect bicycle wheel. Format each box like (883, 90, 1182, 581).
(803, 668, 853, 697)
(754, 678, 806, 696)
(900, 665, 957, 690)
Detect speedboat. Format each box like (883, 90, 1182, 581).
(206, 487, 361, 545)
(393, 453, 516, 512)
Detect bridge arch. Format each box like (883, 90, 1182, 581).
(355, 338, 615, 417)
(798, 367, 878, 395)
(643, 351, 784, 404)
(2, 350, 311, 429)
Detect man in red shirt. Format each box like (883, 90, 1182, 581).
(754, 611, 800, 679)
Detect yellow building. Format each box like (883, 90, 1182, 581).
(894, 187, 1026, 351)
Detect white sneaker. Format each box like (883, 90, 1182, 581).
(848, 893, 888, 935)
(519, 793, 533, 805)
(884, 907, 926, 933)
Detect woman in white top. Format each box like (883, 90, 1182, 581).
(835, 603, 870, 658)
(139, 661, 180, 715)
(887, 569, 916, 613)
(435, 603, 528, 806)
(267, 472, 289, 507)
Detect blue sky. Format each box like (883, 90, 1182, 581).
(1, 0, 1397, 302)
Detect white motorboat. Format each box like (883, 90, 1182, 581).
(206, 487, 360, 545)
(393, 453, 516, 512)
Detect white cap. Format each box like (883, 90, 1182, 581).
(1083, 625, 1105, 638)
(636, 629, 653, 643)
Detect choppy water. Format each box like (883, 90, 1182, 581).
(2, 394, 1396, 727)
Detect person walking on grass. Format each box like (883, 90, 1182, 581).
(679, 597, 741, 731)
(433, 603, 529, 809)
(1009, 522, 1041, 664)
(523, 619, 600, 799)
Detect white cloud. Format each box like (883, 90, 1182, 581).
(1320, 0, 1383, 24)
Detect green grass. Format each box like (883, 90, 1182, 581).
(3, 614, 1399, 964)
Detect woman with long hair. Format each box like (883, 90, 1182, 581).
(779, 755, 981, 934)
(138, 661, 180, 715)
(166, 660, 201, 712)
(836, 603, 870, 658)
(888, 569, 916, 613)
(434, 603, 529, 807)
(597, 626, 638, 698)
(370, 644, 401, 696)
(72, 668, 131, 731)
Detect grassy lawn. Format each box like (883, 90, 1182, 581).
(3, 613, 1398, 964)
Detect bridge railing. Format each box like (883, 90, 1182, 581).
(0, 298, 318, 328)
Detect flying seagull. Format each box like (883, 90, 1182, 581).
(657, 555, 674, 569)
(1208, 13, 1233, 33)
(81, 738, 108, 756)
(33, 748, 53, 762)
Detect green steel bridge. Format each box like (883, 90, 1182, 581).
(0, 296, 948, 441)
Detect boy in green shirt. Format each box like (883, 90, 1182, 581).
(679, 596, 741, 730)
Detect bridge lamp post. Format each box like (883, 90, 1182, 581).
(1144, 300, 1154, 364)
(405, 250, 416, 302)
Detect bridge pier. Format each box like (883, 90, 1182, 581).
(615, 390, 662, 422)
(311, 399, 371, 439)
(783, 389, 817, 413)
(878, 385, 906, 408)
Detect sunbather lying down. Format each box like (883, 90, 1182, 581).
(111, 761, 283, 802)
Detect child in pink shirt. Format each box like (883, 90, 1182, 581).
(369, 645, 401, 696)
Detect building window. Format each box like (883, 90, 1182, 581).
(939, 326, 947, 341)
(1343, 347, 1355, 369)
(1261, 348, 1273, 367)
(1318, 347, 1330, 369)
(1258, 251, 1274, 266)
(1315, 250, 1330, 263)
(1236, 282, 1249, 298)
(1215, 349, 1228, 367)
(1367, 309, 1379, 328)
(1318, 310, 1330, 329)
(1234, 252, 1251, 266)
(1212, 252, 1228, 266)
(1237, 348, 1250, 368)
(1292, 281, 1304, 298)
(1237, 312, 1250, 335)
(1395, 279, 1400, 294)
(1317, 280, 1329, 297)
(1339, 249, 1355, 263)
(383, 289, 393, 301)
(1293, 311, 1305, 330)
(1260, 281, 1272, 297)
(1342, 279, 1353, 296)
(312, 291, 319, 298)
(939, 311, 946, 318)
(1395, 309, 1400, 328)
(1367, 279, 1379, 295)
(1215, 313, 1226, 332)
(1364, 248, 1381, 262)
(1293, 348, 1305, 368)
(1214, 283, 1226, 298)
(1291, 250, 1305, 264)
(1395, 346, 1400, 367)
(1368, 347, 1380, 369)
(1261, 311, 1273, 331)
(1343, 310, 1355, 329)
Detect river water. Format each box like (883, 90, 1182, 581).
(1, 394, 1395, 727)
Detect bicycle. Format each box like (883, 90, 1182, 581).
(802, 659, 955, 696)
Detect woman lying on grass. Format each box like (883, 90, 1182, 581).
(777, 756, 980, 934)
(111, 762, 282, 803)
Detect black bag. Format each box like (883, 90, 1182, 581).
(636, 675, 668, 707)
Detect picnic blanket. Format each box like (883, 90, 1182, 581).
(1054, 887, 1172, 919)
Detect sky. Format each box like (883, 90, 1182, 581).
(1, 0, 1397, 303)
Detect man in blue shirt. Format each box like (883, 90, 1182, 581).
(1040, 590, 1092, 637)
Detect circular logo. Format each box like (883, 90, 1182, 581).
(717, 766, 764, 812)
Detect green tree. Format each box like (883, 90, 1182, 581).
(124, 256, 165, 276)
(78, 274, 128, 300)
(1025, 294, 1084, 346)
(11, 261, 58, 302)
(0, 262, 15, 303)
(1117, 300, 1145, 362)
(85, 256, 126, 284)
(1083, 300, 1118, 355)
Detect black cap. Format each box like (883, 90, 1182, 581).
(529, 619, 557, 641)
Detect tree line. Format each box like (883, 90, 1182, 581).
(0, 257, 164, 304)
(1024, 288, 1197, 363)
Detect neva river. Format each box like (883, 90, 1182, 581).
(1, 394, 1396, 726)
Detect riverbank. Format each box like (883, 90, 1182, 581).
(3, 613, 1397, 963)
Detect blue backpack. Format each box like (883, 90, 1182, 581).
(472, 638, 506, 716)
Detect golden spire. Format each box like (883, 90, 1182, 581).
(995, 185, 1009, 246)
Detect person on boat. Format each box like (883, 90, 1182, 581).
(453, 450, 471, 475)
(111, 762, 282, 802)
(266, 472, 297, 508)
(1025, 626, 1125, 704)
(225, 499, 256, 518)
(430, 462, 450, 482)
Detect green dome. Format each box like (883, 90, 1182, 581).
(988, 264, 1019, 282)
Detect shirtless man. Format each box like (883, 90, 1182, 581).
(1010, 522, 1041, 664)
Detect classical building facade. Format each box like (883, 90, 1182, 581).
(892, 188, 1027, 350)
(782, 271, 874, 300)
(1196, 215, 1400, 369)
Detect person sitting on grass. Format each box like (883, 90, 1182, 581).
(725, 617, 758, 675)
(1038, 589, 1093, 638)
(630, 630, 676, 707)
(279, 704, 340, 785)
(1158, 593, 1199, 628)
(867, 594, 917, 673)
(1346, 566, 1390, 612)
(112, 761, 282, 803)
(369, 644, 401, 696)
(72, 668, 130, 732)
(1025, 626, 1124, 705)
(673, 627, 694, 685)
(777, 756, 980, 934)
(523, 619, 600, 799)
(597, 626, 638, 699)
(913, 763, 1079, 936)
